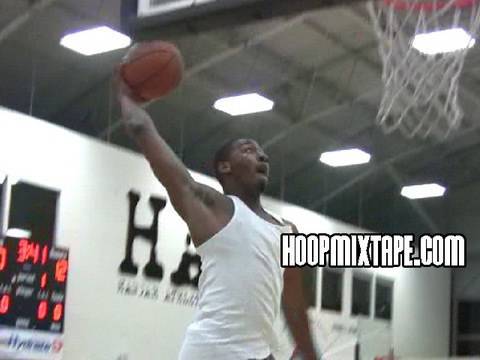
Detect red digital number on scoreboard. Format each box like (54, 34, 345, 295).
(37, 300, 48, 320)
(16, 239, 49, 265)
(41, 273, 48, 289)
(0, 295, 10, 314)
(53, 304, 63, 322)
(55, 260, 68, 283)
(17, 239, 38, 264)
(41, 245, 49, 265)
(0, 246, 6, 270)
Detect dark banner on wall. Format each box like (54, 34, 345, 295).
(8, 181, 59, 247)
(0, 176, 4, 234)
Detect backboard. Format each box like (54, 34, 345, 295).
(121, 0, 365, 40)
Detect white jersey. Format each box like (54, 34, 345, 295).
(179, 195, 291, 360)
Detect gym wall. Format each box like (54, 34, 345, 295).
(0, 106, 451, 359)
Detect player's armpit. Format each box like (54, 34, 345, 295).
(174, 182, 233, 247)
(191, 182, 224, 208)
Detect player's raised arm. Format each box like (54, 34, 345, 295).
(117, 90, 190, 194)
(115, 73, 231, 247)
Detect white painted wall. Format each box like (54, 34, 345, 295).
(448, 184, 480, 256)
(447, 183, 480, 355)
(454, 255, 480, 301)
(0, 107, 451, 359)
(393, 267, 451, 357)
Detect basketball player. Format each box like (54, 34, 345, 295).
(116, 76, 318, 360)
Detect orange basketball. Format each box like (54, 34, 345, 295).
(120, 41, 184, 102)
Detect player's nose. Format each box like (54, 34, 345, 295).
(258, 152, 269, 163)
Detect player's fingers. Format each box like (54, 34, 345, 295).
(119, 92, 135, 115)
(113, 64, 136, 102)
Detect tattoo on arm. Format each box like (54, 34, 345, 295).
(192, 184, 217, 208)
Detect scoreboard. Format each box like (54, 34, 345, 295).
(0, 237, 68, 333)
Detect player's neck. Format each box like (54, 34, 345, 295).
(240, 194, 262, 212)
(225, 186, 262, 211)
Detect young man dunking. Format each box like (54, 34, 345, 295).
(117, 77, 318, 360)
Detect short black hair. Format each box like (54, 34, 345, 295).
(213, 139, 239, 183)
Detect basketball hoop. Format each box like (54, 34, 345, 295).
(367, 0, 480, 139)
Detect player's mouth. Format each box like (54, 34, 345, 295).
(256, 163, 269, 177)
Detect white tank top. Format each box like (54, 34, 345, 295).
(178, 195, 291, 360)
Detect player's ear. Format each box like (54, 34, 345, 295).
(217, 161, 231, 176)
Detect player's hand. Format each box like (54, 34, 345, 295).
(113, 65, 135, 101)
(113, 66, 154, 135)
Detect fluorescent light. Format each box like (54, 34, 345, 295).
(319, 148, 371, 167)
(214, 93, 274, 116)
(412, 28, 475, 55)
(401, 183, 446, 199)
(60, 26, 132, 56)
(6, 228, 32, 239)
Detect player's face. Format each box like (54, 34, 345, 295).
(228, 139, 270, 192)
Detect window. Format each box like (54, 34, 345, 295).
(375, 278, 393, 320)
(8, 181, 59, 246)
(352, 273, 372, 316)
(0, 175, 4, 232)
(457, 341, 480, 356)
(303, 267, 317, 308)
(458, 301, 480, 334)
(457, 301, 480, 356)
(321, 268, 343, 312)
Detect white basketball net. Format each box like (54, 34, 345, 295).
(367, 0, 480, 139)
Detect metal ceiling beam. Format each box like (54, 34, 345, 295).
(303, 18, 382, 71)
(334, 129, 480, 211)
(0, 0, 58, 45)
(54, 2, 106, 22)
(247, 40, 381, 184)
(178, 38, 380, 160)
(253, 43, 365, 107)
(135, 30, 380, 172)
(177, 68, 340, 159)
(50, 74, 112, 122)
(98, 8, 382, 141)
(276, 123, 378, 191)
(308, 121, 480, 210)
(99, 10, 380, 139)
(98, 13, 307, 139)
(257, 16, 386, 152)
(245, 39, 378, 102)
(98, 39, 376, 146)
(261, 87, 379, 150)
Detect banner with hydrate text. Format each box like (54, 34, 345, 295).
(0, 328, 63, 360)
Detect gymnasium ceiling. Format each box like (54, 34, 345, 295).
(2, 0, 480, 251)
